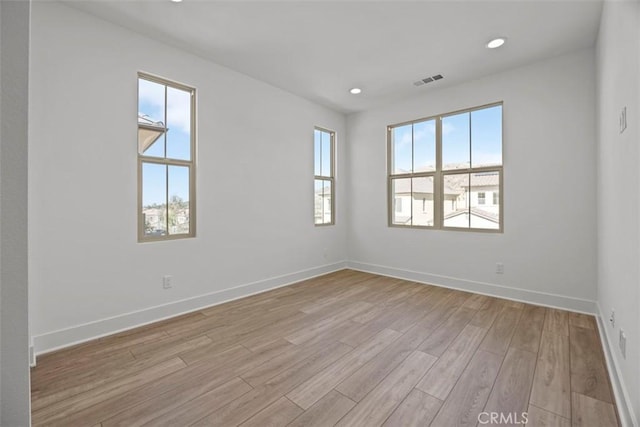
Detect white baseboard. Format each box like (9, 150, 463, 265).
(347, 261, 597, 314)
(596, 303, 637, 427)
(32, 261, 348, 359)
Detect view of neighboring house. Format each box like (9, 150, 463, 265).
(138, 113, 190, 236)
(392, 169, 500, 229)
(314, 184, 332, 225)
(316, 166, 501, 229)
(143, 201, 190, 236)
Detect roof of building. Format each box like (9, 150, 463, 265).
(443, 207, 499, 223)
(138, 113, 164, 128)
(392, 170, 499, 196)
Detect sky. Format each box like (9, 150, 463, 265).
(314, 129, 331, 177)
(139, 77, 192, 207)
(142, 163, 189, 208)
(392, 104, 502, 174)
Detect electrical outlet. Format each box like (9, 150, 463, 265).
(619, 329, 626, 358)
(163, 275, 172, 289)
(495, 262, 504, 274)
(609, 309, 615, 328)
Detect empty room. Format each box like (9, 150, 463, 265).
(0, 0, 639, 426)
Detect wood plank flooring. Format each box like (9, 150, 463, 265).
(31, 269, 620, 426)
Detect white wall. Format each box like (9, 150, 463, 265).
(596, 1, 640, 424)
(0, 0, 31, 424)
(24, 2, 640, 422)
(29, 2, 347, 353)
(347, 49, 597, 311)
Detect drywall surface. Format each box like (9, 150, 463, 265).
(346, 49, 597, 309)
(596, 1, 640, 424)
(0, 0, 31, 424)
(29, 2, 347, 352)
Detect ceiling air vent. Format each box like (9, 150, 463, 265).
(413, 74, 444, 87)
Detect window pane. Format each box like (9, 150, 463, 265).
(323, 179, 332, 224)
(413, 119, 436, 173)
(314, 179, 332, 224)
(321, 131, 331, 177)
(138, 78, 165, 157)
(391, 178, 411, 225)
(166, 86, 191, 161)
(443, 173, 470, 228)
(314, 179, 323, 224)
(168, 165, 190, 235)
(470, 171, 500, 229)
(314, 129, 321, 176)
(471, 105, 502, 167)
(442, 112, 470, 170)
(142, 162, 167, 237)
(391, 125, 412, 174)
(412, 176, 434, 226)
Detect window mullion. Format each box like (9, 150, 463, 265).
(330, 177, 335, 225)
(139, 156, 191, 167)
(467, 172, 471, 228)
(165, 164, 169, 235)
(319, 133, 323, 181)
(138, 158, 143, 241)
(468, 112, 472, 228)
(410, 124, 414, 226)
(435, 116, 443, 229)
(409, 175, 413, 226)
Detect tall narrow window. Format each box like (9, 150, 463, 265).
(314, 128, 335, 225)
(138, 73, 196, 241)
(388, 103, 502, 232)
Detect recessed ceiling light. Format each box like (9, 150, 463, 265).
(487, 37, 506, 49)
(349, 88, 362, 95)
(171, 0, 183, 3)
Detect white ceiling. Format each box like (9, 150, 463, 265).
(66, 0, 603, 114)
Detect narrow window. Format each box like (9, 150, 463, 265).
(314, 128, 335, 225)
(138, 73, 196, 241)
(388, 103, 502, 232)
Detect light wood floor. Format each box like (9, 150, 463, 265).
(31, 270, 620, 426)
